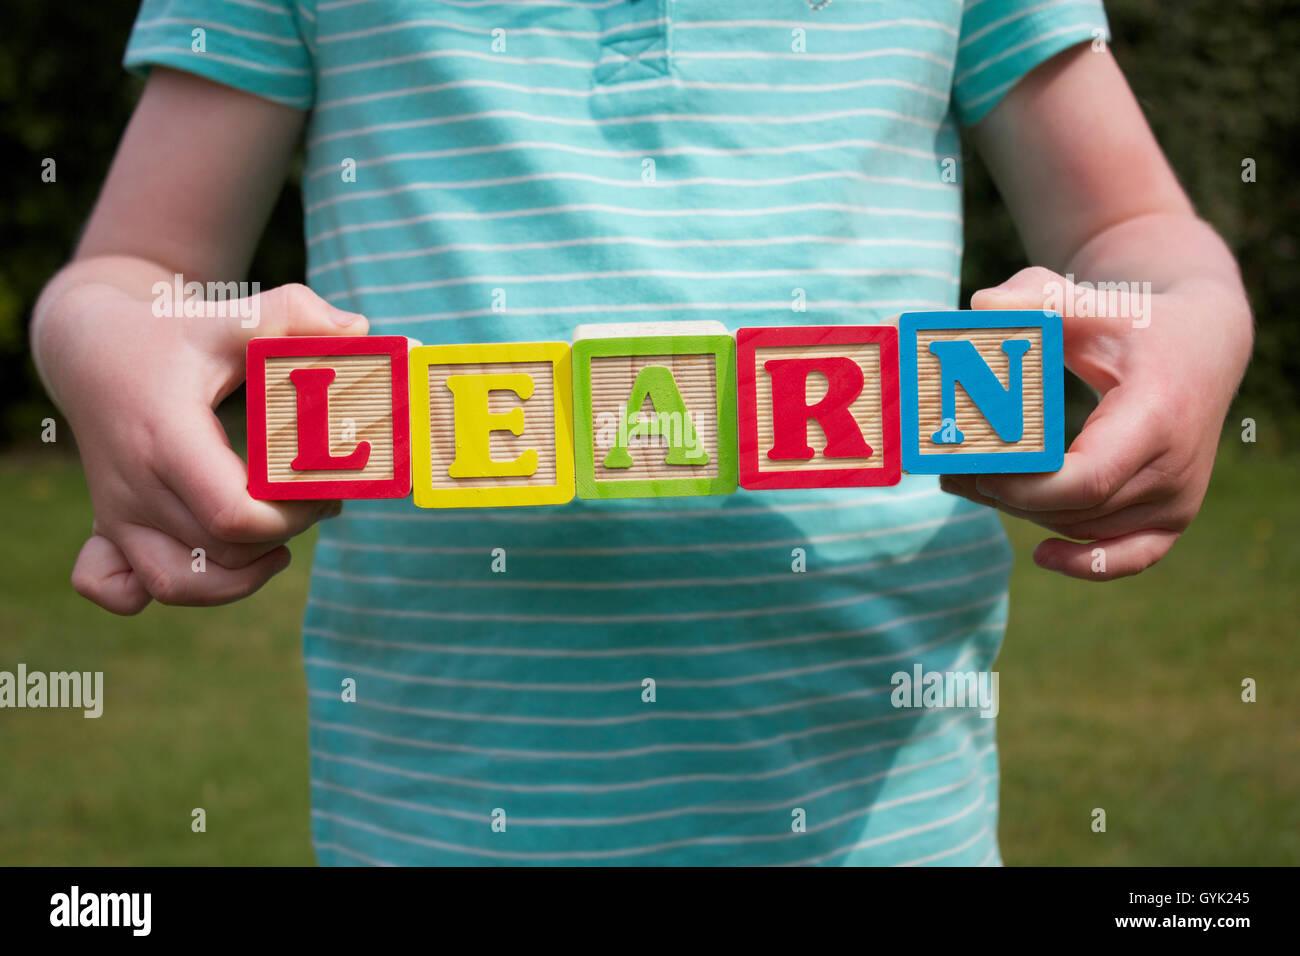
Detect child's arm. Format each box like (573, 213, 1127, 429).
(32, 68, 368, 614)
(946, 45, 1253, 581)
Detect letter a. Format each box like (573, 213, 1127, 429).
(603, 366, 709, 469)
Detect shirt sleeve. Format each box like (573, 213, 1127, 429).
(123, 0, 315, 109)
(952, 0, 1110, 127)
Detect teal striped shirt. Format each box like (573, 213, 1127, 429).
(126, 0, 1108, 865)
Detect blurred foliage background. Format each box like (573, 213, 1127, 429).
(2, 0, 1297, 866)
(3, 0, 1298, 446)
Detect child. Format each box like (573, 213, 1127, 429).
(32, 0, 1251, 865)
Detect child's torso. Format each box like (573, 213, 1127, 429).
(296, 0, 1005, 865)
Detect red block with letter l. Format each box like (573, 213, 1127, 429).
(736, 325, 900, 490)
(246, 335, 411, 499)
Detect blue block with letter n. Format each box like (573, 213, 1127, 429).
(899, 310, 1065, 475)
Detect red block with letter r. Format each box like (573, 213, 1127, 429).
(736, 325, 901, 490)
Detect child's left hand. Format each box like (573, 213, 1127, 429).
(939, 265, 1252, 581)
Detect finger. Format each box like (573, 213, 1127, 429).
(1031, 529, 1180, 582)
(201, 282, 368, 361)
(146, 480, 294, 568)
(970, 266, 1133, 338)
(1043, 501, 1186, 542)
(970, 266, 1060, 310)
(71, 533, 151, 615)
(971, 386, 1163, 512)
(161, 414, 342, 543)
(939, 476, 1001, 510)
(945, 474, 1178, 544)
(946, 472, 1171, 534)
(1011, 499, 1177, 542)
(117, 522, 293, 607)
(972, 266, 1142, 396)
(193, 283, 371, 402)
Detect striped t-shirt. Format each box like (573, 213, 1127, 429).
(125, 0, 1108, 865)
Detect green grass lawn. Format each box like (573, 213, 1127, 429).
(0, 453, 316, 865)
(0, 441, 1295, 865)
(997, 438, 1299, 865)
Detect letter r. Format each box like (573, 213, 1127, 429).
(764, 357, 872, 460)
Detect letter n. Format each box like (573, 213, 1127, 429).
(926, 338, 1031, 444)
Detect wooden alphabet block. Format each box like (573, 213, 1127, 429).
(409, 341, 574, 508)
(246, 335, 411, 499)
(571, 322, 737, 500)
(898, 310, 1064, 474)
(736, 325, 901, 490)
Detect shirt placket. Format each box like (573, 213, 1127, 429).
(594, 0, 672, 86)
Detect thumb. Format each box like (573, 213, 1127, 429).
(970, 265, 1066, 312)
(200, 283, 368, 359)
(971, 265, 1129, 338)
(972, 266, 1134, 393)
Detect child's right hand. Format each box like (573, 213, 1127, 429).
(34, 268, 367, 615)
